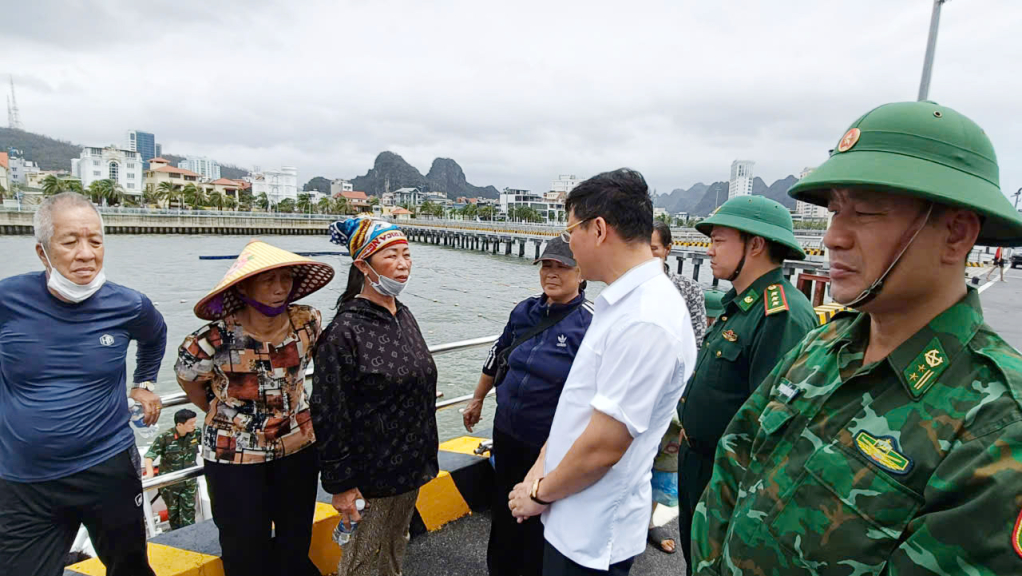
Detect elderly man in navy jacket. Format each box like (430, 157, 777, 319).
(464, 236, 594, 576)
(0, 192, 167, 576)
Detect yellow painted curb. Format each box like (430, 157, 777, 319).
(416, 471, 472, 531)
(309, 501, 343, 574)
(67, 542, 223, 576)
(438, 436, 487, 457)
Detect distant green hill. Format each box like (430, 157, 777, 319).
(0, 128, 249, 178)
(0, 127, 82, 171)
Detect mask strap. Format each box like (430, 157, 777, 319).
(844, 203, 934, 308)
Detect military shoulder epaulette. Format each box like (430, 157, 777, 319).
(764, 284, 789, 316)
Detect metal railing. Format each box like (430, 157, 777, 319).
(0, 205, 340, 221)
(142, 333, 500, 519)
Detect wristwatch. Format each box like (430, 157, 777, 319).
(530, 477, 552, 506)
(132, 381, 156, 392)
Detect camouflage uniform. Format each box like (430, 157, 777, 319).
(693, 101, 1022, 574)
(692, 291, 1022, 575)
(145, 428, 200, 530)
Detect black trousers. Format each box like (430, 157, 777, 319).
(677, 444, 715, 576)
(488, 427, 546, 576)
(204, 447, 320, 576)
(0, 448, 155, 576)
(543, 541, 634, 576)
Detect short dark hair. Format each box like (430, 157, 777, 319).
(652, 220, 672, 247)
(175, 409, 197, 425)
(739, 232, 788, 265)
(565, 168, 653, 243)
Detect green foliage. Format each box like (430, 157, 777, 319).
(0, 127, 82, 171)
(317, 197, 332, 214)
(207, 190, 226, 211)
(277, 198, 296, 213)
(256, 192, 269, 211)
(296, 193, 313, 213)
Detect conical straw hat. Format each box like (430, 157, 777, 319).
(194, 240, 335, 320)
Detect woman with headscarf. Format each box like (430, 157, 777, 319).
(175, 240, 335, 576)
(313, 218, 439, 576)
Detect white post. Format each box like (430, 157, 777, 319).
(917, 0, 946, 101)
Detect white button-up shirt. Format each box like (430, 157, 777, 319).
(542, 258, 697, 569)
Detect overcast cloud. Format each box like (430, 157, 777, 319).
(3, 0, 1021, 197)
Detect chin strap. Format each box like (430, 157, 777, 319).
(727, 238, 749, 282)
(842, 203, 934, 309)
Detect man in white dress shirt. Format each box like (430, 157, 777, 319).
(509, 168, 697, 575)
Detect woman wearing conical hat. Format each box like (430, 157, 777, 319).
(174, 240, 334, 576)
(313, 217, 439, 576)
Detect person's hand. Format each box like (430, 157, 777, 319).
(332, 488, 364, 529)
(129, 388, 163, 426)
(462, 398, 484, 432)
(509, 481, 547, 523)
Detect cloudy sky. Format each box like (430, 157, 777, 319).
(5, 0, 1021, 197)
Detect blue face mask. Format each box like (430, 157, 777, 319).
(366, 264, 408, 298)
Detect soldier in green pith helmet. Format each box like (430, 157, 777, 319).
(676, 195, 817, 573)
(144, 409, 200, 530)
(692, 101, 1022, 576)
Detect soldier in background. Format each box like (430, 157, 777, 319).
(676, 195, 817, 573)
(144, 409, 200, 530)
(692, 101, 1022, 575)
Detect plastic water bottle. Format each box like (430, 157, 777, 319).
(332, 499, 366, 546)
(128, 399, 159, 440)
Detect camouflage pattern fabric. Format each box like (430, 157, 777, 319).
(145, 428, 201, 530)
(691, 288, 1022, 575)
(161, 481, 198, 530)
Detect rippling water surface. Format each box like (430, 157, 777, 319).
(1, 233, 727, 441)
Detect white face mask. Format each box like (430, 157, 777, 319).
(41, 246, 107, 303)
(366, 263, 408, 298)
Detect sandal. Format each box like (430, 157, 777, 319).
(648, 526, 676, 554)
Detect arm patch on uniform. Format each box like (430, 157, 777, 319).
(764, 284, 789, 316)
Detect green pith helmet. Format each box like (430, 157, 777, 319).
(788, 101, 1022, 246)
(695, 195, 806, 260)
(704, 289, 726, 318)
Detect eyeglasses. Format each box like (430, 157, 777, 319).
(560, 218, 592, 243)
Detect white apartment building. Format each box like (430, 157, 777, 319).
(177, 157, 221, 180)
(729, 160, 754, 199)
(7, 156, 41, 186)
(794, 166, 828, 219)
(248, 166, 299, 205)
(500, 187, 565, 223)
(330, 178, 354, 195)
(551, 174, 582, 194)
(72, 146, 144, 196)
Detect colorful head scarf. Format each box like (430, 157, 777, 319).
(329, 217, 408, 261)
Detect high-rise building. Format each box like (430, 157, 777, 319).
(7, 155, 40, 186)
(794, 167, 828, 219)
(73, 146, 144, 196)
(126, 130, 157, 169)
(178, 156, 221, 180)
(728, 160, 755, 199)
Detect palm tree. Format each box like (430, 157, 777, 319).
(106, 181, 126, 206)
(67, 179, 83, 193)
(87, 179, 111, 204)
(277, 198, 296, 213)
(256, 192, 269, 211)
(224, 196, 238, 211)
(332, 197, 349, 215)
(142, 185, 160, 208)
(42, 175, 68, 196)
(183, 184, 205, 210)
(479, 205, 496, 221)
(156, 181, 177, 208)
(296, 193, 312, 214)
(317, 197, 332, 214)
(207, 190, 226, 211)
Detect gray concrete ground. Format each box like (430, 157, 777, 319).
(402, 509, 686, 576)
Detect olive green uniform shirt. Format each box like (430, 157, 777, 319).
(678, 267, 817, 454)
(144, 428, 200, 474)
(692, 289, 1022, 575)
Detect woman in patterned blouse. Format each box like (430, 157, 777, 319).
(313, 218, 439, 576)
(175, 241, 334, 576)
